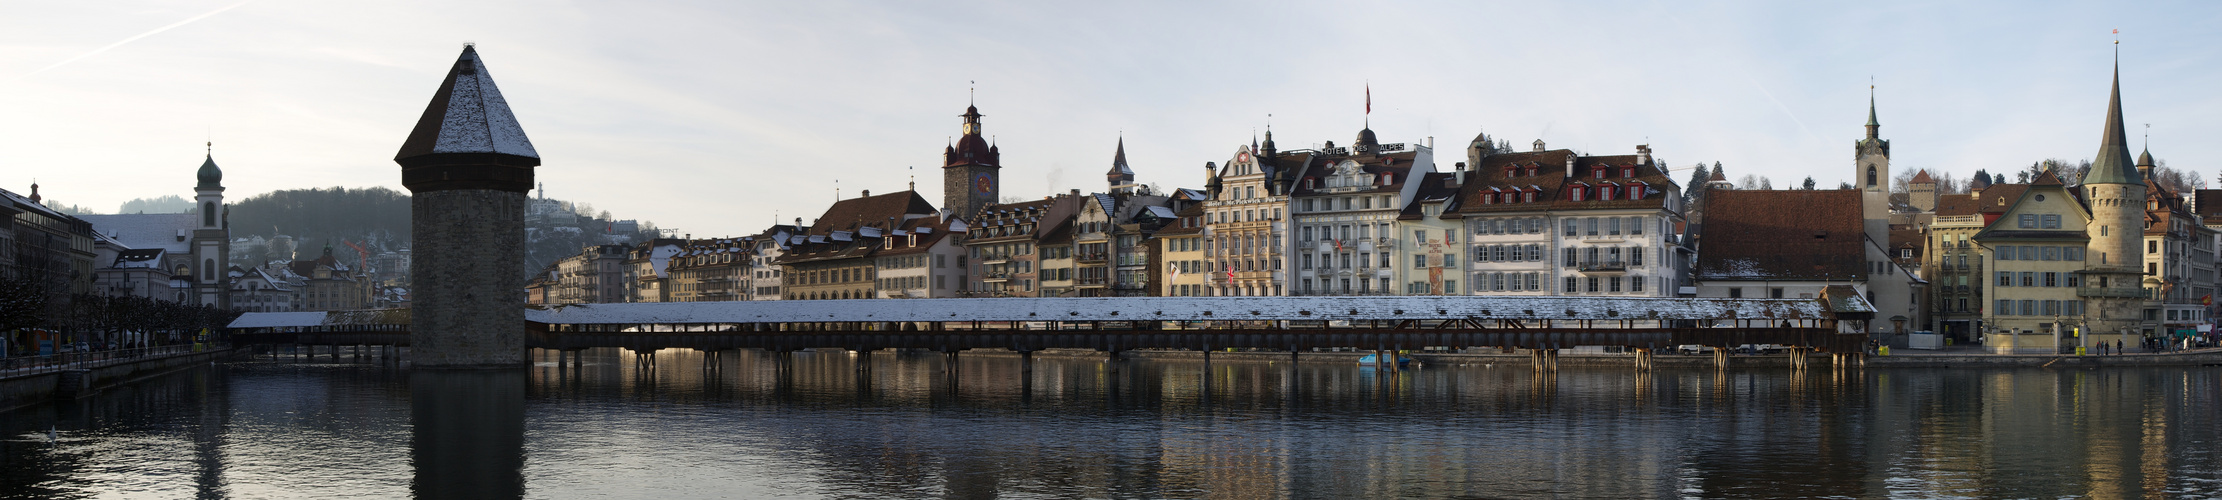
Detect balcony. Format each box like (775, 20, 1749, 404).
(1077, 253, 1108, 263)
(982, 272, 1010, 282)
(2077, 287, 2148, 299)
(1578, 261, 1628, 273)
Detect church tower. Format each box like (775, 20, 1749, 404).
(2080, 54, 2148, 339)
(396, 45, 539, 368)
(942, 103, 1000, 220)
(192, 146, 230, 308)
(1106, 136, 1135, 192)
(1856, 89, 1891, 245)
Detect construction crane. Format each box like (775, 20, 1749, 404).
(340, 240, 373, 276)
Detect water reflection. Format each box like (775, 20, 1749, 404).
(411, 370, 524, 500)
(0, 349, 2218, 498)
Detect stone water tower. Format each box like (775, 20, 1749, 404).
(395, 45, 538, 368)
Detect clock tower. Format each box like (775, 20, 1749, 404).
(943, 104, 1000, 220)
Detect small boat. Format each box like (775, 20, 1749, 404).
(1358, 353, 1412, 368)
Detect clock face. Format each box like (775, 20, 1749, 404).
(973, 173, 994, 195)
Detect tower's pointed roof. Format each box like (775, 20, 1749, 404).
(1708, 163, 1728, 182)
(196, 153, 223, 189)
(1866, 92, 1880, 127)
(395, 45, 538, 161)
(2138, 147, 2155, 168)
(2083, 57, 2139, 185)
(1910, 169, 1932, 184)
(1108, 136, 1133, 176)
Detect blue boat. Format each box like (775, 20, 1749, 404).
(1358, 353, 1412, 368)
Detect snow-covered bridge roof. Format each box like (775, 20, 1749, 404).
(524, 296, 1831, 325)
(228, 309, 411, 329)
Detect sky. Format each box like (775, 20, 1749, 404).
(4, 1, 2219, 238)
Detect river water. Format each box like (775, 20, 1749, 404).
(4, 348, 2220, 499)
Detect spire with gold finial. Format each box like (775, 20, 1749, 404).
(2084, 37, 2139, 186)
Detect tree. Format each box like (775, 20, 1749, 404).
(1994, 173, 2005, 185)
(1891, 170, 1917, 194)
(1759, 177, 1774, 190)
(118, 195, 193, 214)
(1738, 174, 1760, 190)
(1802, 177, 1817, 190)
(1685, 163, 1711, 198)
(1839, 181, 1854, 190)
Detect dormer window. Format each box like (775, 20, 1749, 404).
(1622, 167, 1635, 178)
(1571, 187, 1586, 202)
(1523, 190, 1536, 203)
(1592, 168, 1606, 179)
(1600, 184, 1616, 201)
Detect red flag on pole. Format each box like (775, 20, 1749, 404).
(1365, 84, 1371, 115)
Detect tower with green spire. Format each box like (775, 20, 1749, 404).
(1856, 86, 1891, 246)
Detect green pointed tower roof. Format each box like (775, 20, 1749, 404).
(196, 153, 222, 189)
(2083, 57, 2140, 186)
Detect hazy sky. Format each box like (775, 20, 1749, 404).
(4, 1, 2217, 237)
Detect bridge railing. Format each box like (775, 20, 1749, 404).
(0, 344, 225, 378)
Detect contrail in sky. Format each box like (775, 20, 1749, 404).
(7, 1, 256, 83)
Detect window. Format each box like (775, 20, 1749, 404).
(2022, 247, 2036, 260)
(1997, 272, 2012, 286)
(1631, 248, 1643, 266)
(1414, 230, 1427, 243)
(1769, 287, 1784, 299)
(1566, 277, 1579, 293)
(2150, 240, 2159, 254)
(1608, 218, 1622, 235)
(1564, 219, 1577, 236)
(1609, 277, 1622, 293)
(1414, 255, 1427, 268)
(2043, 247, 2059, 261)
(2041, 214, 2061, 229)
(1729, 288, 1743, 298)
(1998, 299, 2013, 315)
(1997, 246, 2015, 260)
(2021, 272, 2035, 287)
(1585, 218, 1599, 236)
(1563, 248, 1577, 267)
(1586, 277, 1600, 292)
(1631, 217, 1644, 235)
(1632, 276, 1645, 293)
(2044, 272, 2057, 287)
(2018, 214, 2037, 229)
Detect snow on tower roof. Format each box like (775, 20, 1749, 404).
(395, 45, 539, 160)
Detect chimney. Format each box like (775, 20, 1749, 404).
(1454, 162, 1466, 184)
(1532, 139, 1545, 152)
(1071, 188, 1081, 196)
(861, 189, 870, 198)
(1636, 145, 1652, 165)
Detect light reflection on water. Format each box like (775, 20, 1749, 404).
(3, 348, 2220, 499)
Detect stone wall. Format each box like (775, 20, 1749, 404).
(410, 190, 527, 368)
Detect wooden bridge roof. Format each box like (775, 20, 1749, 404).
(523, 296, 1831, 325)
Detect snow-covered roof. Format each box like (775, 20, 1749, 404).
(80, 213, 195, 253)
(394, 45, 538, 160)
(526, 296, 1832, 325)
(229, 309, 409, 329)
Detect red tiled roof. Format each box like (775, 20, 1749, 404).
(1696, 189, 1865, 281)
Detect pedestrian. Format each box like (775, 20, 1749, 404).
(2100, 342, 2108, 356)
(2118, 339, 2125, 354)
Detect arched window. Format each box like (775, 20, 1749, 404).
(203, 202, 216, 227)
(203, 259, 215, 280)
(1867, 166, 1877, 187)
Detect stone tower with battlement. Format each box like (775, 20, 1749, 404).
(396, 45, 539, 368)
